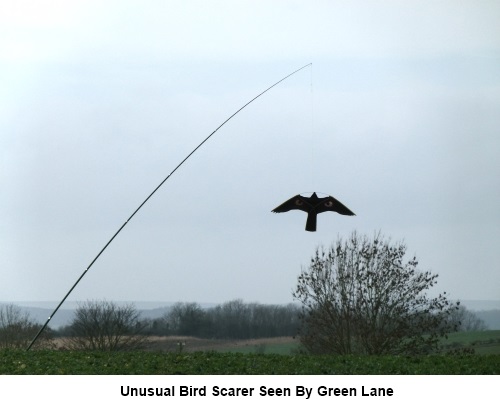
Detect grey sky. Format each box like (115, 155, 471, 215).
(1, 1, 499, 306)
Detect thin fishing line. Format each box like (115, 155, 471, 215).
(310, 63, 315, 189)
(26, 62, 312, 350)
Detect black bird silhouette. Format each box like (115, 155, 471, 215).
(272, 192, 355, 232)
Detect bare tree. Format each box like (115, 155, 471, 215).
(210, 299, 252, 339)
(154, 301, 300, 339)
(0, 304, 53, 349)
(164, 302, 208, 336)
(448, 306, 487, 331)
(65, 300, 148, 351)
(293, 231, 460, 355)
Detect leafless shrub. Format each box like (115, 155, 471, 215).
(0, 304, 53, 349)
(65, 300, 149, 351)
(293, 231, 460, 355)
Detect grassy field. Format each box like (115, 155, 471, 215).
(438, 330, 500, 355)
(1, 331, 498, 375)
(144, 336, 300, 354)
(1, 349, 499, 375)
(144, 330, 500, 355)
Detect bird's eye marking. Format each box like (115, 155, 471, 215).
(324, 201, 333, 207)
(295, 199, 303, 206)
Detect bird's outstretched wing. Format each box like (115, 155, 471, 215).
(271, 194, 313, 213)
(314, 195, 356, 216)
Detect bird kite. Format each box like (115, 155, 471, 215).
(272, 192, 355, 232)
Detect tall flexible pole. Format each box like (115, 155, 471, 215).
(26, 63, 312, 350)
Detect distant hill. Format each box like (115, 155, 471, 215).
(475, 310, 500, 330)
(460, 300, 500, 311)
(461, 301, 500, 330)
(18, 306, 75, 329)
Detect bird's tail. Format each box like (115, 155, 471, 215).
(305, 212, 317, 232)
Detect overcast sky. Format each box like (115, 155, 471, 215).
(1, 1, 499, 308)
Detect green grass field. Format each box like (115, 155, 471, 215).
(438, 330, 500, 355)
(212, 330, 500, 356)
(1, 331, 498, 374)
(215, 341, 299, 355)
(1, 349, 499, 375)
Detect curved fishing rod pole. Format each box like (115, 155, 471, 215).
(26, 62, 312, 350)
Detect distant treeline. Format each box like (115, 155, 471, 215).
(52, 301, 499, 344)
(145, 300, 300, 339)
(54, 299, 301, 340)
